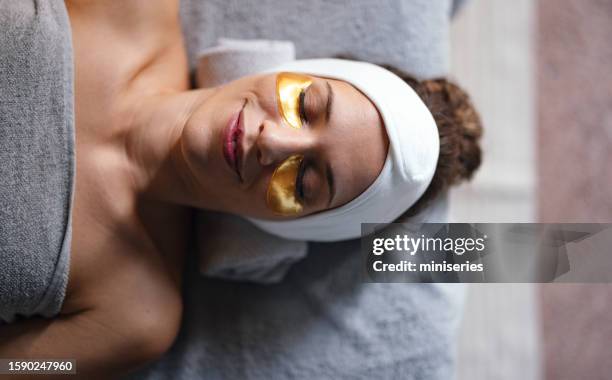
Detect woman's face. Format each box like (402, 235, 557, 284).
(181, 72, 388, 219)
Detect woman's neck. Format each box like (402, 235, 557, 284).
(123, 88, 213, 206)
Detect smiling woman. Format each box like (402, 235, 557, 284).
(125, 55, 480, 242)
(1, 0, 481, 377)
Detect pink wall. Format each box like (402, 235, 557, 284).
(538, 1, 612, 379)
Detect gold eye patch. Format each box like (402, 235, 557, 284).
(276, 72, 312, 129)
(267, 154, 304, 215)
(265, 73, 312, 216)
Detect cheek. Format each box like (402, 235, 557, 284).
(250, 170, 272, 208)
(235, 168, 278, 218)
(250, 75, 280, 118)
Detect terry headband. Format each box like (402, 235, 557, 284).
(249, 59, 440, 241)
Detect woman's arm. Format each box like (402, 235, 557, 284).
(0, 302, 181, 379)
(1, 250, 184, 380)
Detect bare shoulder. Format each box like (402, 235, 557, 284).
(2, 225, 186, 376)
(2, 285, 182, 376)
(66, 0, 188, 94)
(62, 179, 191, 325)
(52, 194, 191, 376)
(65, 0, 181, 37)
(63, 203, 189, 315)
(62, 231, 185, 360)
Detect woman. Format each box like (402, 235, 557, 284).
(0, 0, 481, 377)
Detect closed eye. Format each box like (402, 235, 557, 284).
(276, 72, 312, 129)
(295, 158, 307, 201)
(298, 89, 308, 125)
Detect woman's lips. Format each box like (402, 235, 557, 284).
(223, 105, 245, 181)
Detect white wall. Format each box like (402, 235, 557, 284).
(449, 1, 542, 379)
(449, 0, 536, 223)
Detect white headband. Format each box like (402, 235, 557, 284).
(248, 59, 439, 241)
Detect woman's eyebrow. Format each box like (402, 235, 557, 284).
(326, 162, 336, 207)
(323, 80, 335, 207)
(325, 81, 334, 123)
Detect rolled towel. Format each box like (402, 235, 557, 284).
(196, 38, 295, 88)
(197, 212, 307, 284)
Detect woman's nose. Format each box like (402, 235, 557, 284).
(256, 119, 313, 166)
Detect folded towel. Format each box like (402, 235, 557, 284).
(197, 212, 307, 283)
(196, 38, 295, 88)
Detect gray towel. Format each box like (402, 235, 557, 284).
(0, 0, 74, 323)
(180, 0, 455, 80)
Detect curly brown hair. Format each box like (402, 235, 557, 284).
(381, 65, 484, 216)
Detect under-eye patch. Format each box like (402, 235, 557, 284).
(276, 72, 312, 129)
(265, 73, 313, 216)
(266, 154, 305, 215)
